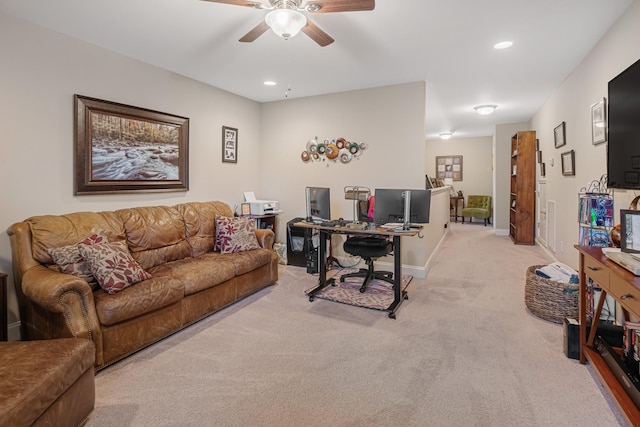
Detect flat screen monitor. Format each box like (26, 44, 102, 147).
(373, 188, 431, 225)
(305, 187, 331, 222)
(621, 209, 640, 254)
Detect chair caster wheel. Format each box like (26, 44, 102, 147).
(309, 296, 314, 302)
(388, 312, 396, 319)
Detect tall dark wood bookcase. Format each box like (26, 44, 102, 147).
(509, 130, 536, 245)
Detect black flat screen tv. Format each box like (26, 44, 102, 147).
(607, 57, 640, 190)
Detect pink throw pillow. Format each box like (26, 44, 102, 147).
(47, 232, 107, 289)
(215, 216, 260, 254)
(78, 240, 151, 294)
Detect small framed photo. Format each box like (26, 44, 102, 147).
(591, 98, 607, 145)
(561, 150, 575, 176)
(554, 121, 566, 148)
(241, 203, 251, 215)
(222, 126, 238, 163)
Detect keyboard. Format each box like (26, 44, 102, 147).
(604, 250, 640, 276)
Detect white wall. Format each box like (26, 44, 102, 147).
(425, 136, 493, 197)
(0, 12, 263, 336)
(530, 0, 640, 268)
(259, 82, 441, 271)
(494, 123, 531, 234)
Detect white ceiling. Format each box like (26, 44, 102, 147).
(0, 0, 633, 139)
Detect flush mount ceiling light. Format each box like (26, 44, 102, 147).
(265, 9, 307, 39)
(474, 105, 497, 116)
(494, 41, 513, 50)
(439, 132, 453, 140)
(264, 80, 277, 86)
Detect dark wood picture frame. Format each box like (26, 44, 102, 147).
(561, 150, 575, 176)
(222, 126, 238, 163)
(74, 95, 189, 194)
(554, 121, 566, 148)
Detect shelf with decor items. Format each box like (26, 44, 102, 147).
(578, 175, 614, 248)
(509, 130, 536, 244)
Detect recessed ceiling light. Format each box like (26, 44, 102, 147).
(494, 41, 513, 50)
(264, 81, 277, 86)
(474, 105, 497, 115)
(439, 132, 453, 140)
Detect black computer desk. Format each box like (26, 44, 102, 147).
(293, 221, 419, 319)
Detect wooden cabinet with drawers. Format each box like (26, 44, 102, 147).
(576, 245, 640, 425)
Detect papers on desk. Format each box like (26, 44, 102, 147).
(380, 223, 417, 232)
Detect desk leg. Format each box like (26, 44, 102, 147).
(387, 235, 408, 319)
(307, 230, 334, 301)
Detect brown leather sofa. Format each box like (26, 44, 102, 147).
(8, 201, 278, 370)
(0, 338, 95, 426)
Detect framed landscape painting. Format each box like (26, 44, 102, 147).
(74, 95, 189, 194)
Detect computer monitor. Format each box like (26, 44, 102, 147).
(621, 209, 640, 254)
(373, 188, 431, 225)
(305, 187, 331, 222)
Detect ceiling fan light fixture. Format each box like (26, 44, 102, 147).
(474, 104, 497, 115)
(265, 9, 307, 39)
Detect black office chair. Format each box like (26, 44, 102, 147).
(340, 200, 394, 292)
(340, 236, 394, 293)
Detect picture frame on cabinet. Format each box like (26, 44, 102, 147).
(554, 121, 566, 148)
(74, 95, 189, 194)
(561, 150, 575, 176)
(222, 126, 238, 163)
(591, 98, 607, 145)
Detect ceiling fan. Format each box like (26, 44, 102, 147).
(202, 0, 375, 47)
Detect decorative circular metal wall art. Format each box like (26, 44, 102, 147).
(300, 137, 367, 164)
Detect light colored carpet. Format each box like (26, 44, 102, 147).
(86, 224, 623, 426)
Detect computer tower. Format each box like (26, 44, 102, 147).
(563, 317, 623, 360)
(287, 218, 313, 268)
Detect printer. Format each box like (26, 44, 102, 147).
(243, 192, 280, 215)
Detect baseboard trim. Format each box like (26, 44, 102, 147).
(7, 321, 21, 341)
(495, 228, 509, 236)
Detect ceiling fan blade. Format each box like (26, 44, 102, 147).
(304, 0, 374, 13)
(239, 21, 270, 42)
(201, 0, 266, 8)
(301, 20, 334, 47)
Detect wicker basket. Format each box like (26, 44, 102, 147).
(524, 265, 579, 324)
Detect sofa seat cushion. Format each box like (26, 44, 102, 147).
(0, 338, 95, 427)
(148, 256, 236, 296)
(94, 276, 184, 326)
(201, 248, 273, 276)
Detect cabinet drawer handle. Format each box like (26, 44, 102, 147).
(621, 293, 633, 300)
(588, 266, 599, 271)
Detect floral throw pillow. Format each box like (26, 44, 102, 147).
(47, 232, 107, 289)
(215, 216, 260, 254)
(77, 240, 152, 294)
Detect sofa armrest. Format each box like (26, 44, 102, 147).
(255, 229, 275, 249)
(21, 266, 103, 358)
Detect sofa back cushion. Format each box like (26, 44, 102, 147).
(26, 211, 126, 265)
(116, 206, 191, 270)
(175, 201, 233, 257)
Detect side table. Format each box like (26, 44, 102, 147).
(0, 273, 7, 341)
(450, 195, 465, 223)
